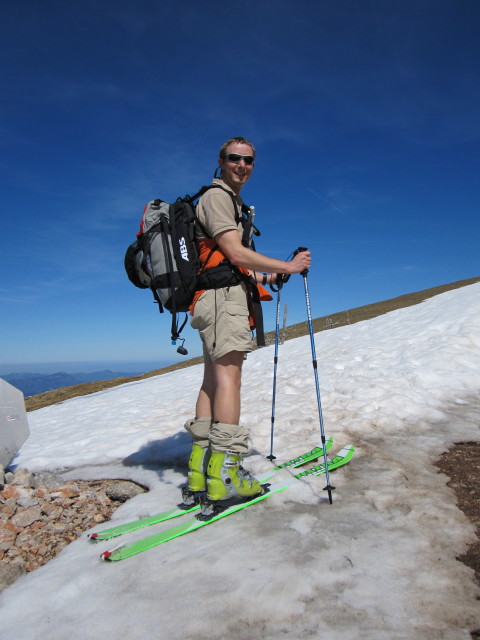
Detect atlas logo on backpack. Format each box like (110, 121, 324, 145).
(179, 237, 189, 261)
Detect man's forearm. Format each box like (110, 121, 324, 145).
(215, 229, 310, 276)
(222, 242, 292, 274)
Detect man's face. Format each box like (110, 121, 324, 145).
(218, 142, 255, 194)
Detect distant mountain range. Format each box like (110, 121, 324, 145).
(2, 370, 140, 397)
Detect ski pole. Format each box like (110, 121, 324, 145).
(266, 275, 284, 461)
(295, 247, 335, 504)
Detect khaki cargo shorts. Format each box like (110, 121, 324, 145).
(190, 283, 254, 361)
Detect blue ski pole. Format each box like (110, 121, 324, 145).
(267, 276, 284, 461)
(295, 247, 335, 504)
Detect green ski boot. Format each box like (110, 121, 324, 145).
(206, 450, 263, 502)
(180, 417, 212, 508)
(179, 444, 210, 508)
(188, 443, 210, 493)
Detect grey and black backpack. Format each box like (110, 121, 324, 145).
(124, 185, 260, 353)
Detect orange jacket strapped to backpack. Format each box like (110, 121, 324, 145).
(189, 237, 272, 333)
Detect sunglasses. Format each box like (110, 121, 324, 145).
(223, 153, 255, 166)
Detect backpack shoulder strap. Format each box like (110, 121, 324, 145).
(186, 184, 241, 224)
(187, 183, 262, 247)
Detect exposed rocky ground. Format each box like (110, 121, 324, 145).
(0, 465, 146, 593)
(435, 442, 480, 586)
(436, 442, 480, 640)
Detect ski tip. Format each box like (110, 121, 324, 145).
(88, 533, 98, 541)
(101, 550, 113, 561)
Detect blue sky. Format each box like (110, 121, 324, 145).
(1, 0, 479, 373)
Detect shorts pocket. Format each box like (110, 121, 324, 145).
(224, 285, 249, 332)
(190, 291, 214, 330)
(224, 294, 250, 343)
(225, 300, 249, 317)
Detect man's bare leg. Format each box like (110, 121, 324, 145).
(195, 357, 215, 419)
(212, 350, 244, 424)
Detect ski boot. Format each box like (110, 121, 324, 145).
(178, 444, 210, 509)
(179, 443, 210, 509)
(199, 450, 264, 519)
(179, 417, 212, 509)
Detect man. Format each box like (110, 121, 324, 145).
(184, 137, 311, 507)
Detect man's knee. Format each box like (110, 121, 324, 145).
(214, 352, 244, 386)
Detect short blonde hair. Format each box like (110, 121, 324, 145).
(219, 137, 256, 160)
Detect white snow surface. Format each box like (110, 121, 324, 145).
(2, 284, 480, 639)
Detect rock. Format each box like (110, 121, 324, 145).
(0, 520, 18, 551)
(16, 497, 40, 509)
(61, 485, 81, 498)
(0, 379, 30, 469)
(10, 506, 43, 529)
(0, 531, 17, 552)
(0, 559, 26, 592)
(33, 471, 64, 489)
(10, 468, 36, 489)
(35, 543, 49, 557)
(0, 464, 4, 489)
(41, 503, 62, 518)
(2, 485, 32, 501)
(105, 480, 146, 502)
(0, 520, 19, 534)
(0, 503, 17, 517)
(93, 513, 107, 523)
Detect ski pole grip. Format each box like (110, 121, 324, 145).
(294, 246, 309, 276)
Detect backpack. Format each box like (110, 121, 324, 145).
(124, 185, 260, 353)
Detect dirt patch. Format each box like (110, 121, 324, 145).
(435, 442, 480, 586)
(435, 442, 480, 639)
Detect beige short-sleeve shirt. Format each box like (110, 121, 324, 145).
(195, 179, 244, 241)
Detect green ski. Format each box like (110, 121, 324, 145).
(89, 438, 333, 542)
(100, 445, 354, 562)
